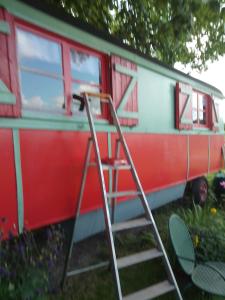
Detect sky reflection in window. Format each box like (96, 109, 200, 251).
(70, 50, 101, 84)
(17, 29, 62, 75)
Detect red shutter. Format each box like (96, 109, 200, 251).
(210, 96, 219, 131)
(175, 82, 193, 130)
(111, 55, 138, 126)
(0, 8, 21, 117)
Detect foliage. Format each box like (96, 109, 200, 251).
(178, 200, 225, 262)
(0, 220, 64, 300)
(43, 0, 225, 70)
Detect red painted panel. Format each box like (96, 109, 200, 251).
(111, 133, 187, 200)
(111, 55, 138, 126)
(20, 130, 109, 229)
(0, 9, 21, 117)
(189, 135, 209, 178)
(2, 129, 222, 233)
(0, 129, 18, 235)
(210, 135, 224, 172)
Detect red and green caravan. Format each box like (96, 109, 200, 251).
(0, 0, 224, 239)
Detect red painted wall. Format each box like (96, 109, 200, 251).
(5, 131, 222, 231)
(0, 129, 18, 235)
(19, 130, 109, 229)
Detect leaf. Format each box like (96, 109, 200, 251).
(8, 282, 15, 292)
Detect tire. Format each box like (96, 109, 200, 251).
(192, 177, 208, 205)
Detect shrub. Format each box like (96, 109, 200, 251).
(0, 219, 64, 300)
(177, 201, 225, 262)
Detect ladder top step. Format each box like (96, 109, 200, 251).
(123, 280, 175, 300)
(102, 158, 128, 165)
(101, 158, 128, 166)
(117, 248, 163, 269)
(107, 191, 141, 198)
(83, 91, 111, 101)
(112, 218, 151, 232)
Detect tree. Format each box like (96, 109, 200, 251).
(45, 0, 225, 70)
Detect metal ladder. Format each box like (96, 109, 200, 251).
(62, 92, 183, 300)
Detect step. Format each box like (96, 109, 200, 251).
(112, 218, 151, 232)
(117, 249, 163, 269)
(66, 261, 109, 277)
(123, 280, 175, 300)
(102, 164, 131, 171)
(107, 191, 141, 198)
(88, 162, 131, 170)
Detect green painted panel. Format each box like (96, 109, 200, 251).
(0, 80, 16, 104)
(0, 20, 10, 34)
(13, 129, 24, 234)
(0, 116, 224, 135)
(137, 66, 224, 133)
(115, 64, 138, 78)
(0, 0, 223, 99)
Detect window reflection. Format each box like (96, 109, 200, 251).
(21, 71, 64, 112)
(192, 91, 209, 127)
(70, 50, 101, 84)
(17, 28, 65, 113)
(192, 93, 198, 109)
(198, 94, 207, 111)
(192, 110, 198, 124)
(17, 29, 62, 75)
(199, 111, 206, 124)
(72, 83, 101, 115)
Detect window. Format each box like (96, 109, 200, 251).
(175, 82, 216, 131)
(16, 28, 65, 113)
(70, 49, 102, 115)
(192, 92, 209, 127)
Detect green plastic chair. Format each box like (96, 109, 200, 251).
(169, 214, 225, 297)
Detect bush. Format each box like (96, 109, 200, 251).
(177, 199, 225, 262)
(0, 219, 64, 300)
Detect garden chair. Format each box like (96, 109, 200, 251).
(169, 214, 225, 297)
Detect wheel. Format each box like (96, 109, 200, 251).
(213, 171, 225, 201)
(192, 177, 208, 205)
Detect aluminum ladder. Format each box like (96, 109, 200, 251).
(62, 92, 183, 300)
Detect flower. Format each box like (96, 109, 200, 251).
(210, 207, 217, 215)
(194, 235, 199, 247)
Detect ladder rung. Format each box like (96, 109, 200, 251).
(84, 91, 111, 101)
(107, 191, 141, 198)
(123, 280, 175, 300)
(112, 218, 151, 232)
(88, 162, 97, 167)
(66, 261, 109, 277)
(88, 162, 131, 170)
(102, 164, 131, 171)
(117, 249, 163, 269)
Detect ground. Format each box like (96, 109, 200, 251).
(48, 196, 225, 300)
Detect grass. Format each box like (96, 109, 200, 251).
(47, 198, 225, 300)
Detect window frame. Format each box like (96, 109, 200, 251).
(15, 18, 109, 119)
(68, 42, 107, 119)
(192, 90, 210, 129)
(16, 22, 66, 115)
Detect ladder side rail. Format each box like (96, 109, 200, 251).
(111, 139, 121, 224)
(61, 138, 93, 288)
(83, 93, 123, 300)
(108, 96, 183, 300)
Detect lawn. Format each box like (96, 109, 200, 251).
(50, 196, 225, 300)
